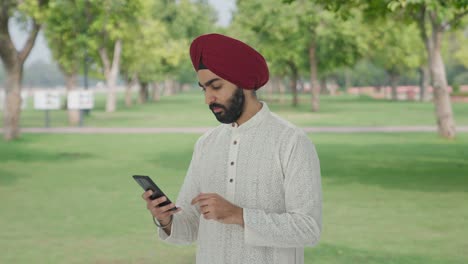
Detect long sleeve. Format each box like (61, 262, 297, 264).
(243, 130, 322, 248)
(158, 139, 202, 244)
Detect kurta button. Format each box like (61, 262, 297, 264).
(230, 161, 234, 165)
(233, 140, 237, 145)
(229, 179, 233, 183)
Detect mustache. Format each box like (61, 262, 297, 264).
(209, 103, 226, 111)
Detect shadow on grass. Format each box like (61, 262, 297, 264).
(0, 137, 95, 186)
(0, 144, 95, 163)
(318, 141, 468, 193)
(0, 169, 23, 186)
(150, 148, 193, 171)
(0, 151, 95, 187)
(307, 243, 463, 264)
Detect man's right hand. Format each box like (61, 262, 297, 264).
(142, 190, 181, 226)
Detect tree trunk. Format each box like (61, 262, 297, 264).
(345, 68, 352, 91)
(174, 81, 181, 94)
(288, 61, 298, 107)
(320, 78, 327, 95)
(271, 76, 280, 102)
(418, 64, 430, 102)
(309, 41, 320, 112)
(99, 39, 122, 113)
(152, 82, 160, 102)
(138, 82, 149, 104)
(64, 72, 80, 126)
(279, 77, 286, 104)
(125, 74, 137, 107)
(266, 79, 273, 101)
(418, 9, 456, 138)
(430, 29, 456, 138)
(124, 81, 133, 107)
(330, 78, 339, 96)
(0, 12, 41, 140)
(389, 71, 399, 101)
(164, 79, 174, 96)
(3, 65, 23, 140)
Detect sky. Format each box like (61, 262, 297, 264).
(9, 0, 236, 66)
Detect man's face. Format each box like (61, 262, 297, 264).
(197, 69, 245, 124)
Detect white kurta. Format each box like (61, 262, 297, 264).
(157, 103, 322, 264)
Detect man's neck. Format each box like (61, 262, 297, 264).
(235, 100, 263, 126)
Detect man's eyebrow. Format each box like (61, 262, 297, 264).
(198, 78, 221, 88)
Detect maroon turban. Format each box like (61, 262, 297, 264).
(190, 33, 269, 90)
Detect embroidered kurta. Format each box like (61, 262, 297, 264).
(157, 103, 322, 264)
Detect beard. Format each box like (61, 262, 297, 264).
(209, 87, 245, 124)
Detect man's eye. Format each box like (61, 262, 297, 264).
(212, 86, 221, 90)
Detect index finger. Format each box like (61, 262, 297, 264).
(141, 190, 153, 201)
(191, 193, 215, 205)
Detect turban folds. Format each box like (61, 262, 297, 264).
(190, 33, 269, 90)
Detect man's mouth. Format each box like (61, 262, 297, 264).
(212, 107, 223, 113)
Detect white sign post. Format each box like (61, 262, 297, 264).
(34, 90, 61, 127)
(68, 90, 94, 126)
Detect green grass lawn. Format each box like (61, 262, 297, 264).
(4, 90, 468, 128)
(1, 133, 467, 263)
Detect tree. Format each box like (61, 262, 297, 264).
(302, 0, 468, 138)
(233, 0, 364, 110)
(446, 23, 468, 70)
(367, 19, 423, 100)
(120, 0, 216, 105)
(154, 0, 218, 95)
(85, 0, 143, 112)
(231, 0, 307, 106)
(119, 0, 170, 105)
(0, 0, 48, 140)
(44, 0, 88, 125)
(392, 0, 467, 138)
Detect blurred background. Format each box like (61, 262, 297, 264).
(0, 0, 467, 263)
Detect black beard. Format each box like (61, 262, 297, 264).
(209, 87, 245, 124)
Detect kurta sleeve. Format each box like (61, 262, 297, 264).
(157, 138, 202, 244)
(243, 130, 322, 248)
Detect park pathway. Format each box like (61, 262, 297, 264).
(2, 126, 468, 134)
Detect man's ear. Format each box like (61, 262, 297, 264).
(243, 89, 257, 99)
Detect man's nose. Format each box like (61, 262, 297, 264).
(205, 92, 216, 105)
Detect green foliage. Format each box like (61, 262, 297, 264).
(346, 60, 388, 86)
(44, 0, 87, 75)
(16, 0, 50, 23)
(452, 26, 468, 68)
(43, 0, 144, 81)
(120, 0, 218, 83)
(232, 0, 305, 76)
(441, 26, 468, 86)
(232, 0, 365, 79)
(453, 72, 468, 88)
(367, 19, 424, 76)
(387, 0, 468, 28)
(305, 0, 468, 30)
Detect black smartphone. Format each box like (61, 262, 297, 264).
(133, 175, 177, 211)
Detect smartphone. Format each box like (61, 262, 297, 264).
(133, 175, 177, 211)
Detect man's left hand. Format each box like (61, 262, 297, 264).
(191, 193, 244, 226)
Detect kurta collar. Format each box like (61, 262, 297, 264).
(227, 102, 269, 133)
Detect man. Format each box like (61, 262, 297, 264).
(142, 33, 322, 264)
